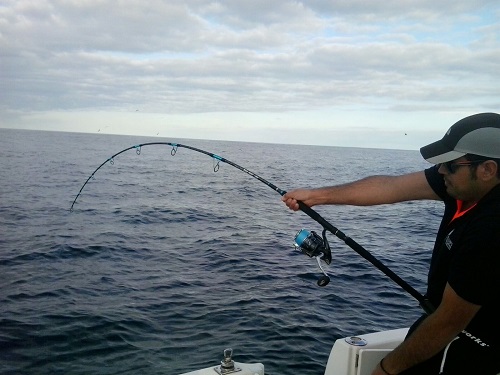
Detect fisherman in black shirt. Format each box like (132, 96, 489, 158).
(282, 112, 500, 374)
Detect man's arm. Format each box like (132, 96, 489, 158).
(372, 284, 481, 374)
(282, 171, 440, 210)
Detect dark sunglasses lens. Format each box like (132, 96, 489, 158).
(443, 161, 455, 173)
(442, 160, 484, 174)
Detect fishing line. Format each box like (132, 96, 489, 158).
(70, 142, 432, 313)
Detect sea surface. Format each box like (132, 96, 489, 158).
(0, 128, 443, 375)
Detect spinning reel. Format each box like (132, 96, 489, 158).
(294, 228, 332, 287)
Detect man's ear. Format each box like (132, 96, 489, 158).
(480, 160, 499, 181)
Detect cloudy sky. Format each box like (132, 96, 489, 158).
(1, 1, 499, 149)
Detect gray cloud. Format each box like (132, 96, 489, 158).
(1, 0, 499, 120)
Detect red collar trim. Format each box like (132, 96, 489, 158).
(450, 200, 477, 223)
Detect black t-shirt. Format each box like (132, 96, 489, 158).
(425, 165, 500, 348)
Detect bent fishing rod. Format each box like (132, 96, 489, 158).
(71, 142, 433, 314)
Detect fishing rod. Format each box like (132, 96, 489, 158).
(71, 142, 433, 314)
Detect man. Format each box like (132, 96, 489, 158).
(282, 113, 500, 374)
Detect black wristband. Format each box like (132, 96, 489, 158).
(380, 358, 396, 375)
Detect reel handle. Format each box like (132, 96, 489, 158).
(315, 254, 330, 287)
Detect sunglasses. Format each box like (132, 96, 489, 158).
(441, 160, 485, 174)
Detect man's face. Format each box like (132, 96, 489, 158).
(438, 157, 482, 201)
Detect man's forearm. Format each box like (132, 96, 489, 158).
(380, 312, 464, 373)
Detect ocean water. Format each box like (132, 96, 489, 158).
(0, 129, 443, 375)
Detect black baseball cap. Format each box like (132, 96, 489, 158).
(420, 112, 500, 164)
